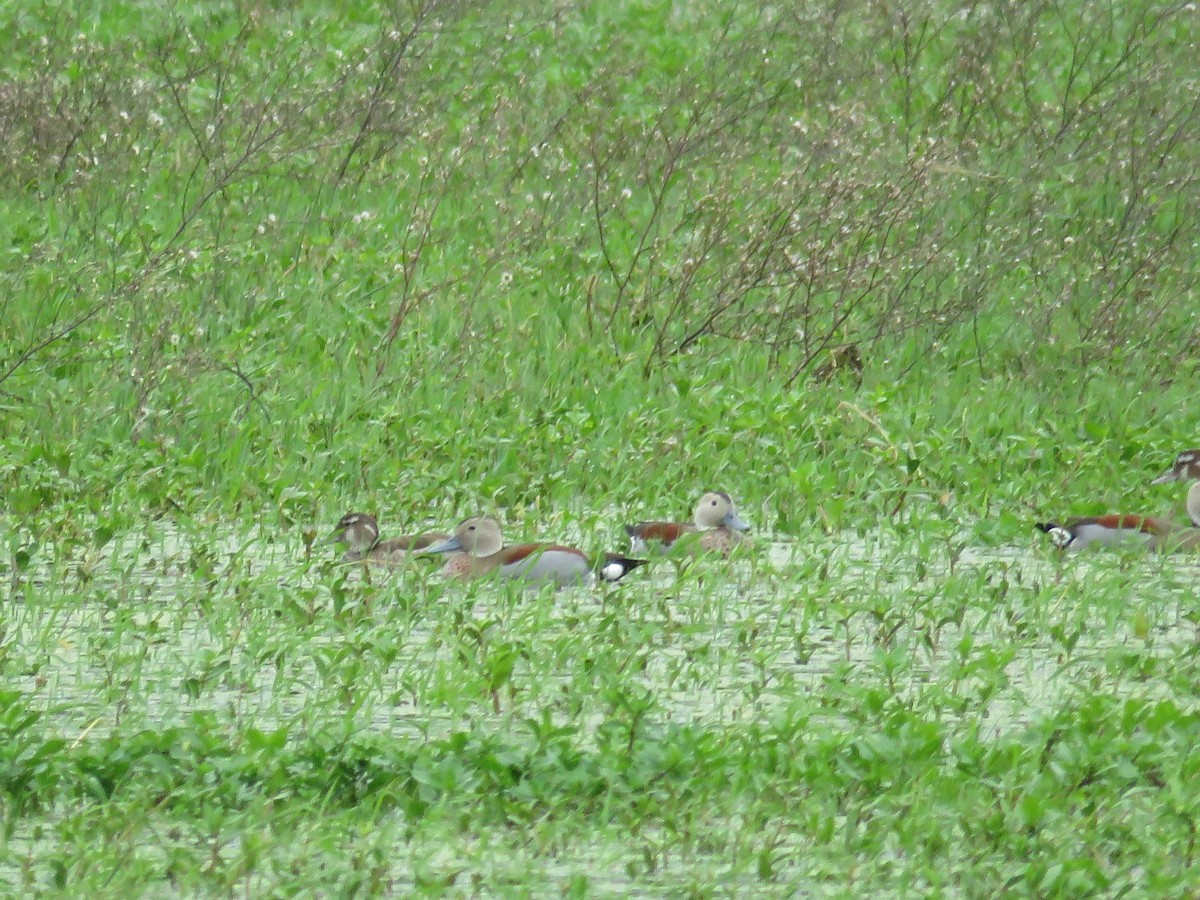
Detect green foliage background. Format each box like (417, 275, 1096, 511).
(2, 0, 1199, 894)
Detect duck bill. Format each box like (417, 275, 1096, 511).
(1151, 469, 1181, 485)
(320, 529, 345, 546)
(723, 511, 751, 532)
(424, 535, 464, 555)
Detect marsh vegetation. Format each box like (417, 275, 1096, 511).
(2, 0, 1199, 894)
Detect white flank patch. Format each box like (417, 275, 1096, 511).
(1045, 526, 1074, 549)
(600, 561, 626, 582)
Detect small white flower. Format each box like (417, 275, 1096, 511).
(620, 188, 632, 200)
(500, 271, 513, 286)
(148, 111, 165, 127)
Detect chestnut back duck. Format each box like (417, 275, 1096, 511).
(1036, 450, 1200, 551)
(1034, 515, 1171, 551)
(424, 516, 646, 587)
(625, 491, 750, 556)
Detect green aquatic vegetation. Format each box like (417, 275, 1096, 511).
(2, 0, 1200, 894)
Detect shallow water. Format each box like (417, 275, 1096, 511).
(9, 524, 1198, 740)
(6, 522, 1199, 892)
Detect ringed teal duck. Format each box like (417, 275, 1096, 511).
(625, 491, 750, 557)
(424, 516, 646, 587)
(1149, 449, 1200, 550)
(324, 512, 450, 565)
(1036, 450, 1200, 551)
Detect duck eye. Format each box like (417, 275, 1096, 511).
(468, 525, 476, 531)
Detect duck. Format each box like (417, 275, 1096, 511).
(323, 512, 450, 565)
(624, 491, 751, 556)
(423, 516, 646, 587)
(1149, 449, 1200, 550)
(1035, 450, 1200, 551)
(1034, 514, 1171, 551)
